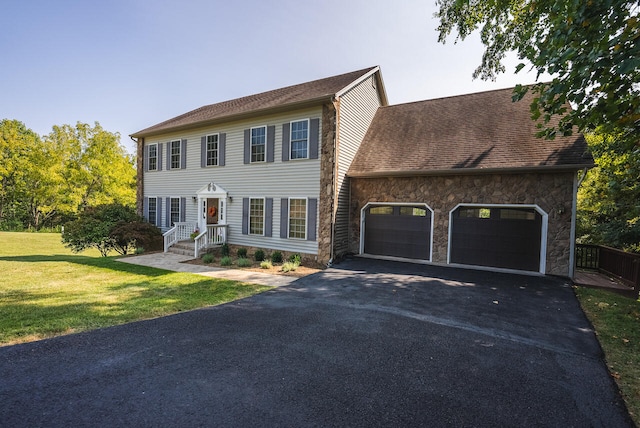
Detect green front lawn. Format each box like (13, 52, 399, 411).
(0, 232, 270, 346)
(575, 286, 640, 424)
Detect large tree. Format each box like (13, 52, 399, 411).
(435, 0, 640, 143)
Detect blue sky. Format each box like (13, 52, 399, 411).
(1, 0, 541, 153)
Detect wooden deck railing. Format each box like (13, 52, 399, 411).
(576, 244, 640, 294)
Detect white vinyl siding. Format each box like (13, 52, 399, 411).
(142, 107, 321, 255)
(335, 74, 383, 256)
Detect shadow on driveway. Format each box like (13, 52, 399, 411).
(0, 257, 633, 427)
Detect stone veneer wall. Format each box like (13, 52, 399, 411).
(349, 172, 576, 276)
(136, 137, 145, 217)
(317, 103, 337, 265)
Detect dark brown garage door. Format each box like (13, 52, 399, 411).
(450, 206, 542, 272)
(364, 205, 431, 260)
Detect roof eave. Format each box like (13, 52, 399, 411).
(347, 163, 595, 178)
(130, 94, 334, 139)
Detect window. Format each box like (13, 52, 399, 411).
(369, 206, 394, 215)
(148, 144, 158, 171)
(251, 126, 266, 162)
(400, 206, 427, 217)
(148, 198, 157, 226)
(170, 197, 180, 226)
(170, 140, 181, 169)
(500, 208, 536, 220)
(288, 198, 307, 239)
(290, 120, 309, 160)
(206, 134, 218, 166)
(459, 207, 491, 219)
(249, 198, 264, 235)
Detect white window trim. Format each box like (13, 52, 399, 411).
(447, 203, 548, 275)
(170, 139, 181, 170)
(250, 125, 267, 163)
(206, 133, 219, 167)
(290, 118, 310, 161)
(249, 197, 265, 236)
(359, 202, 434, 262)
(148, 143, 158, 171)
(288, 197, 308, 240)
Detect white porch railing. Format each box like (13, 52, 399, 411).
(194, 224, 228, 258)
(163, 222, 198, 253)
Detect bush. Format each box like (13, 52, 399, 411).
(201, 253, 214, 264)
(271, 251, 283, 264)
(134, 247, 145, 255)
(221, 243, 230, 257)
(237, 257, 252, 267)
(110, 221, 163, 253)
(281, 261, 298, 273)
(254, 249, 265, 262)
(220, 256, 232, 266)
(260, 260, 273, 269)
(288, 253, 301, 264)
(237, 247, 247, 258)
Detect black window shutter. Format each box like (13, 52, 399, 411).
(157, 144, 163, 171)
(280, 198, 288, 239)
(143, 197, 149, 221)
(144, 146, 149, 171)
(282, 123, 290, 162)
(307, 198, 317, 241)
(180, 197, 186, 222)
(242, 198, 249, 234)
(201, 136, 206, 168)
(265, 198, 273, 237)
(243, 129, 250, 164)
(156, 197, 162, 226)
(219, 133, 226, 166)
(267, 125, 275, 163)
(166, 142, 171, 170)
(165, 197, 171, 227)
(309, 118, 320, 159)
(181, 139, 187, 169)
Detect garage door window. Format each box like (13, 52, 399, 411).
(400, 206, 427, 216)
(369, 206, 394, 215)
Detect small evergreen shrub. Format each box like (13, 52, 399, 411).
(220, 256, 232, 266)
(288, 253, 301, 264)
(221, 243, 230, 257)
(271, 251, 283, 264)
(254, 249, 265, 262)
(260, 260, 273, 269)
(202, 253, 214, 264)
(237, 257, 252, 267)
(134, 247, 145, 255)
(237, 247, 248, 258)
(281, 261, 298, 273)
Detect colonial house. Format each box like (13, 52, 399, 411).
(131, 66, 593, 277)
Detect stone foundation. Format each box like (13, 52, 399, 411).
(350, 172, 576, 276)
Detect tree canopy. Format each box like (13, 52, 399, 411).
(435, 0, 640, 143)
(0, 120, 136, 230)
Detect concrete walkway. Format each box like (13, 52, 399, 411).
(116, 252, 298, 287)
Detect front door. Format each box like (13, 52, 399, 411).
(206, 198, 219, 224)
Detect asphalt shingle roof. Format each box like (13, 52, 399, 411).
(132, 67, 378, 138)
(348, 87, 593, 177)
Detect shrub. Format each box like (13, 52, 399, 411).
(110, 220, 163, 253)
(201, 253, 214, 264)
(221, 243, 230, 257)
(281, 261, 298, 273)
(260, 260, 273, 269)
(271, 251, 283, 264)
(134, 247, 145, 255)
(254, 249, 265, 262)
(237, 257, 252, 267)
(220, 256, 232, 266)
(237, 247, 248, 258)
(288, 253, 301, 264)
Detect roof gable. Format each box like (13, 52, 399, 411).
(132, 67, 381, 138)
(348, 87, 594, 177)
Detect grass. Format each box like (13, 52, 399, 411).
(0, 232, 270, 346)
(575, 286, 640, 424)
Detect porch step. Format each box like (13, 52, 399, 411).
(167, 240, 195, 257)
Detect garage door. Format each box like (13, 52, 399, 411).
(364, 205, 431, 260)
(450, 206, 542, 272)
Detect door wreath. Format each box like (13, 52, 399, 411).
(208, 206, 217, 217)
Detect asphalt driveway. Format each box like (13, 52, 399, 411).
(0, 258, 633, 427)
